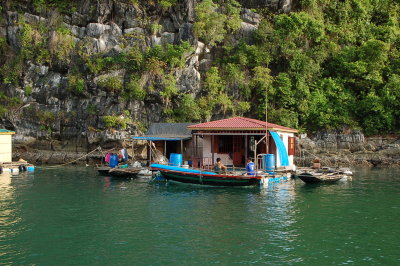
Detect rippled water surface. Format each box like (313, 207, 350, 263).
(1, 167, 399, 265)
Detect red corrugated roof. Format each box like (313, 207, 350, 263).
(187, 117, 297, 132)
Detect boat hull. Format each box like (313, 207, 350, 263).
(154, 167, 260, 187)
(96, 166, 141, 178)
(108, 168, 141, 178)
(298, 172, 343, 184)
(96, 166, 111, 175)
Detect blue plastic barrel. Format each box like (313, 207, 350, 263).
(169, 153, 183, 166)
(109, 154, 119, 168)
(246, 162, 255, 175)
(264, 154, 275, 174)
(27, 165, 35, 172)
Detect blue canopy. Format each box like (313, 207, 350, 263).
(269, 131, 289, 166)
(132, 136, 190, 141)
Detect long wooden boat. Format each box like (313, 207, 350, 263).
(151, 164, 261, 186)
(96, 166, 141, 178)
(96, 166, 111, 175)
(297, 172, 344, 184)
(108, 167, 141, 178)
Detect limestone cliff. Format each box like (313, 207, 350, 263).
(296, 130, 400, 168)
(0, 0, 286, 163)
(1, 0, 398, 167)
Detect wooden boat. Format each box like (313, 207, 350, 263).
(151, 164, 261, 186)
(297, 172, 344, 184)
(96, 166, 111, 175)
(108, 167, 141, 178)
(96, 166, 142, 178)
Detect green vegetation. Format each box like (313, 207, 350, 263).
(48, 29, 75, 64)
(0, 56, 23, 85)
(194, 0, 241, 46)
(124, 76, 147, 100)
(149, 23, 162, 35)
(158, 0, 177, 9)
(97, 76, 124, 94)
(67, 72, 86, 94)
(86, 104, 98, 115)
(251, 0, 400, 135)
(33, 0, 79, 14)
(1, 0, 399, 135)
(133, 120, 147, 133)
(36, 110, 56, 132)
(25, 85, 33, 96)
(18, 17, 50, 64)
(102, 114, 132, 130)
(0, 93, 23, 118)
(82, 41, 191, 75)
(129, 0, 139, 6)
(193, 0, 400, 135)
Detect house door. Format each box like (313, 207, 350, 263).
(166, 141, 177, 160)
(233, 136, 243, 165)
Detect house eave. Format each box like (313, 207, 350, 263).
(189, 127, 298, 133)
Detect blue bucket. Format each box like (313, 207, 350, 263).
(169, 153, 183, 166)
(263, 154, 275, 174)
(109, 154, 119, 168)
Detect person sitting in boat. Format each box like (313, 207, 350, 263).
(246, 158, 255, 176)
(214, 158, 227, 173)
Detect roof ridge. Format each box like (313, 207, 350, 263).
(237, 116, 265, 126)
(239, 116, 291, 128)
(187, 116, 297, 132)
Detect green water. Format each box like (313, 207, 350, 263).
(1, 167, 399, 265)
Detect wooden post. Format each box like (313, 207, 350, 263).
(211, 135, 214, 166)
(254, 143, 257, 171)
(194, 135, 197, 158)
(149, 141, 152, 164)
(266, 85, 269, 154)
(191, 133, 195, 165)
(132, 139, 135, 161)
(245, 135, 248, 163)
(180, 140, 183, 155)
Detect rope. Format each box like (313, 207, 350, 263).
(36, 146, 102, 169)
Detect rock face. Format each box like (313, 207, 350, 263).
(1, 0, 282, 164)
(1, 0, 398, 167)
(296, 129, 400, 168)
(238, 0, 295, 13)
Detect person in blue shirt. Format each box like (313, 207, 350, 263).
(246, 158, 255, 175)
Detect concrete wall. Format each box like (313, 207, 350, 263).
(0, 135, 12, 163)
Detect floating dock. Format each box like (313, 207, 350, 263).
(0, 161, 35, 174)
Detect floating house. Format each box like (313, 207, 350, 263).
(187, 117, 297, 170)
(0, 129, 15, 163)
(133, 123, 194, 164)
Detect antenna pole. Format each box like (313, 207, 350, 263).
(266, 86, 269, 154)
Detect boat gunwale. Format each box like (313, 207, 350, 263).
(297, 172, 344, 183)
(151, 167, 262, 180)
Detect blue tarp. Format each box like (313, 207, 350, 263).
(269, 131, 289, 166)
(132, 136, 190, 141)
(151, 164, 217, 175)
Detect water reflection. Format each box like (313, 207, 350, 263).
(149, 179, 301, 263)
(0, 173, 23, 262)
(1, 167, 400, 265)
(101, 176, 140, 192)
